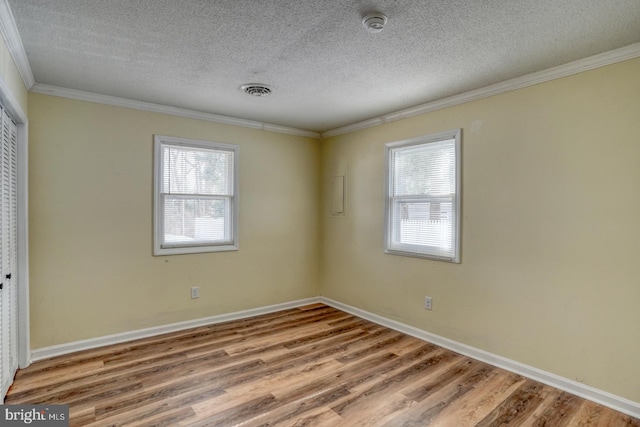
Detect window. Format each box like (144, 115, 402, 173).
(385, 129, 461, 262)
(154, 135, 239, 255)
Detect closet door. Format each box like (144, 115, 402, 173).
(0, 108, 18, 397)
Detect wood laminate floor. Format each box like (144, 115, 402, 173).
(5, 304, 640, 426)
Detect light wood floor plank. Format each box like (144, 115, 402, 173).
(5, 304, 639, 426)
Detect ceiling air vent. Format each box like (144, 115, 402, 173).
(362, 12, 387, 33)
(241, 84, 272, 97)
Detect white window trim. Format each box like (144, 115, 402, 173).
(384, 129, 461, 263)
(153, 135, 239, 256)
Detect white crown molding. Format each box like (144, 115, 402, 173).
(30, 83, 320, 139)
(320, 297, 640, 419)
(30, 297, 322, 362)
(5, 4, 638, 141)
(0, 0, 35, 90)
(322, 42, 640, 138)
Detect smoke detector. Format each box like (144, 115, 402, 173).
(362, 13, 387, 33)
(241, 84, 272, 97)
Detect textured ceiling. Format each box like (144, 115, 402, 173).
(7, 0, 640, 132)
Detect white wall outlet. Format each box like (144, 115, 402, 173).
(424, 296, 432, 310)
(191, 287, 200, 299)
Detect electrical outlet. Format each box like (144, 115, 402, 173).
(424, 296, 432, 310)
(191, 287, 199, 299)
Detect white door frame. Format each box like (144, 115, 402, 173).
(0, 75, 29, 369)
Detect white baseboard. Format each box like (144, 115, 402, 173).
(29, 295, 639, 419)
(31, 297, 321, 362)
(319, 297, 640, 419)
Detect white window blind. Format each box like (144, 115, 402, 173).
(385, 130, 461, 262)
(154, 136, 239, 255)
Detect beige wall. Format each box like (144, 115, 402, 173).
(28, 93, 320, 348)
(321, 58, 640, 403)
(26, 57, 640, 403)
(0, 34, 28, 116)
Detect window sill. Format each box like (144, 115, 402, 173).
(154, 244, 239, 256)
